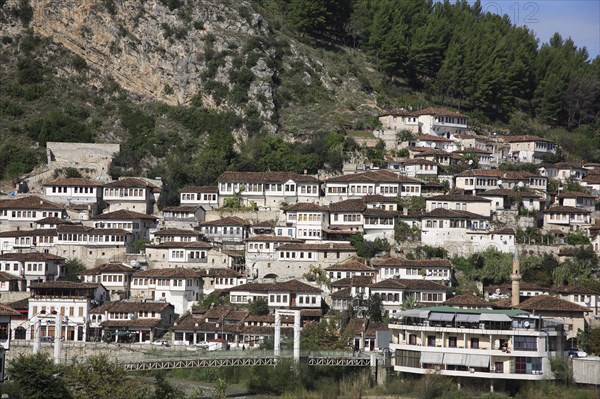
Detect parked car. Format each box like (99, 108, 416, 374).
(152, 340, 170, 347)
(567, 348, 587, 358)
(41, 336, 54, 343)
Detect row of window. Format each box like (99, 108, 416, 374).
(181, 193, 217, 201)
(288, 213, 323, 222)
(57, 233, 127, 242)
(32, 305, 84, 317)
(50, 187, 96, 194)
(104, 188, 146, 197)
(0, 211, 62, 218)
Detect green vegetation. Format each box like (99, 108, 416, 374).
(348, 232, 390, 259)
(61, 259, 87, 282)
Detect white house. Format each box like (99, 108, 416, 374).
(283, 202, 329, 241)
(78, 262, 135, 301)
(102, 178, 160, 214)
(179, 186, 219, 209)
(324, 170, 423, 203)
(228, 279, 323, 310)
(372, 258, 453, 285)
(130, 268, 203, 315)
(91, 209, 158, 241)
(27, 281, 107, 341)
(504, 135, 557, 164)
(426, 194, 492, 217)
(324, 258, 377, 283)
(0, 196, 65, 232)
(369, 279, 447, 317)
(0, 252, 65, 288)
(42, 178, 104, 205)
(542, 206, 592, 234)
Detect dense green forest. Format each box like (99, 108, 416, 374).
(0, 0, 599, 204)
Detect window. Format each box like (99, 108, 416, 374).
(427, 335, 436, 347)
(514, 336, 537, 351)
(448, 336, 457, 348)
(470, 337, 479, 349)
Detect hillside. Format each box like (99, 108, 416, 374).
(0, 0, 599, 203)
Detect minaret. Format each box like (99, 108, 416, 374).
(511, 246, 522, 308)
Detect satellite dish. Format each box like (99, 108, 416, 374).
(524, 321, 530, 328)
(468, 160, 473, 165)
(517, 182, 525, 188)
(497, 180, 503, 186)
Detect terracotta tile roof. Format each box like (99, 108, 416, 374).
(180, 186, 218, 193)
(402, 159, 438, 166)
(417, 134, 452, 143)
(284, 203, 328, 212)
(93, 209, 158, 220)
(7, 298, 28, 310)
(0, 271, 24, 281)
(412, 148, 459, 157)
(0, 252, 64, 262)
(231, 279, 321, 293)
(153, 228, 203, 237)
(363, 194, 398, 203)
(103, 178, 158, 188)
(543, 206, 591, 214)
(37, 217, 74, 225)
(363, 208, 399, 217)
(101, 319, 163, 329)
(0, 229, 57, 237)
(444, 294, 491, 307)
(324, 259, 374, 272)
(245, 235, 302, 243)
(457, 169, 543, 179)
(326, 170, 422, 184)
(43, 178, 103, 187)
(162, 205, 205, 212)
(201, 216, 249, 226)
(372, 258, 452, 268)
(369, 278, 446, 291)
(583, 175, 600, 184)
(29, 281, 100, 290)
(550, 285, 599, 295)
(328, 199, 366, 212)
(172, 313, 203, 329)
(79, 263, 135, 275)
(412, 107, 468, 118)
(515, 295, 590, 313)
(489, 227, 515, 235)
(503, 135, 555, 144)
(218, 171, 319, 183)
(221, 249, 244, 257)
(427, 194, 491, 202)
(0, 196, 64, 210)
(345, 318, 367, 335)
(422, 208, 488, 219)
(453, 148, 492, 155)
(276, 242, 355, 251)
(133, 268, 201, 278)
(365, 320, 388, 336)
(146, 241, 213, 250)
(197, 268, 241, 277)
(91, 300, 172, 314)
(331, 287, 352, 299)
(0, 303, 20, 316)
(557, 191, 596, 199)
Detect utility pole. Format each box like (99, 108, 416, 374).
(32, 319, 41, 354)
(54, 313, 62, 365)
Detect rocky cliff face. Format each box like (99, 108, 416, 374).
(27, 0, 277, 130)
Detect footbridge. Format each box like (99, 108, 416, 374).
(120, 349, 383, 372)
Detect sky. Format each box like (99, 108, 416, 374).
(461, 1, 600, 59)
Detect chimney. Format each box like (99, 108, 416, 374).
(511, 246, 521, 308)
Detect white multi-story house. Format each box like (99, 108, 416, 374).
(453, 148, 494, 168)
(426, 194, 492, 217)
(0, 196, 65, 232)
(538, 163, 587, 182)
(198, 268, 246, 295)
(411, 148, 460, 166)
(401, 159, 438, 178)
(328, 199, 365, 233)
(324, 170, 423, 203)
(217, 171, 321, 209)
(130, 268, 203, 315)
(389, 307, 566, 386)
(199, 216, 249, 250)
(88, 300, 175, 343)
(455, 170, 547, 195)
(91, 209, 158, 241)
(372, 258, 453, 285)
(362, 207, 397, 241)
(379, 107, 469, 139)
(0, 252, 65, 288)
(78, 262, 135, 300)
(151, 228, 204, 244)
(369, 279, 447, 317)
(144, 241, 214, 269)
(542, 206, 592, 234)
(478, 189, 543, 212)
(42, 178, 104, 205)
(582, 174, 600, 194)
(160, 205, 206, 229)
(55, 224, 132, 266)
(420, 208, 515, 255)
(102, 178, 159, 214)
(229, 279, 323, 310)
(504, 135, 557, 163)
(27, 280, 107, 341)
(551, 285, 600, 316)
(179, 186, 219, 209)
(283, 202, 329, 241)
(413, 134, 458, 152)
(252, 242, 356, 280)
(324, 258, 377, 283)
(555, 192, 596, 212)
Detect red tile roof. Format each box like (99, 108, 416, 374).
(93, 209, 158, 220)
(515, 295, 590, 312)
(79, 263, 135, 275)
(324, 259, 374, 272)
(180, 186, 218, 193)
(43, 178, 103, 187)
(543, 206, 591, 214)
(503, 135, 555, 144)
(201, 216, 249, 226)
(372, 258, 452, 268)
(444, 294, 491, 307)
(326, 170, 422, 184)
(0, 196, 64, 210)
(0, 252, 65, 262)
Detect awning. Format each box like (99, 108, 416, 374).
(429, 312, 455, 322)
(455, 314, 480, 323)
(420, 352, 444, 365)
(443, 353, 466, 366)
(479, 313, 512, 322)
(466, 354, 490, 368)
(398, 309, 430, 318)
